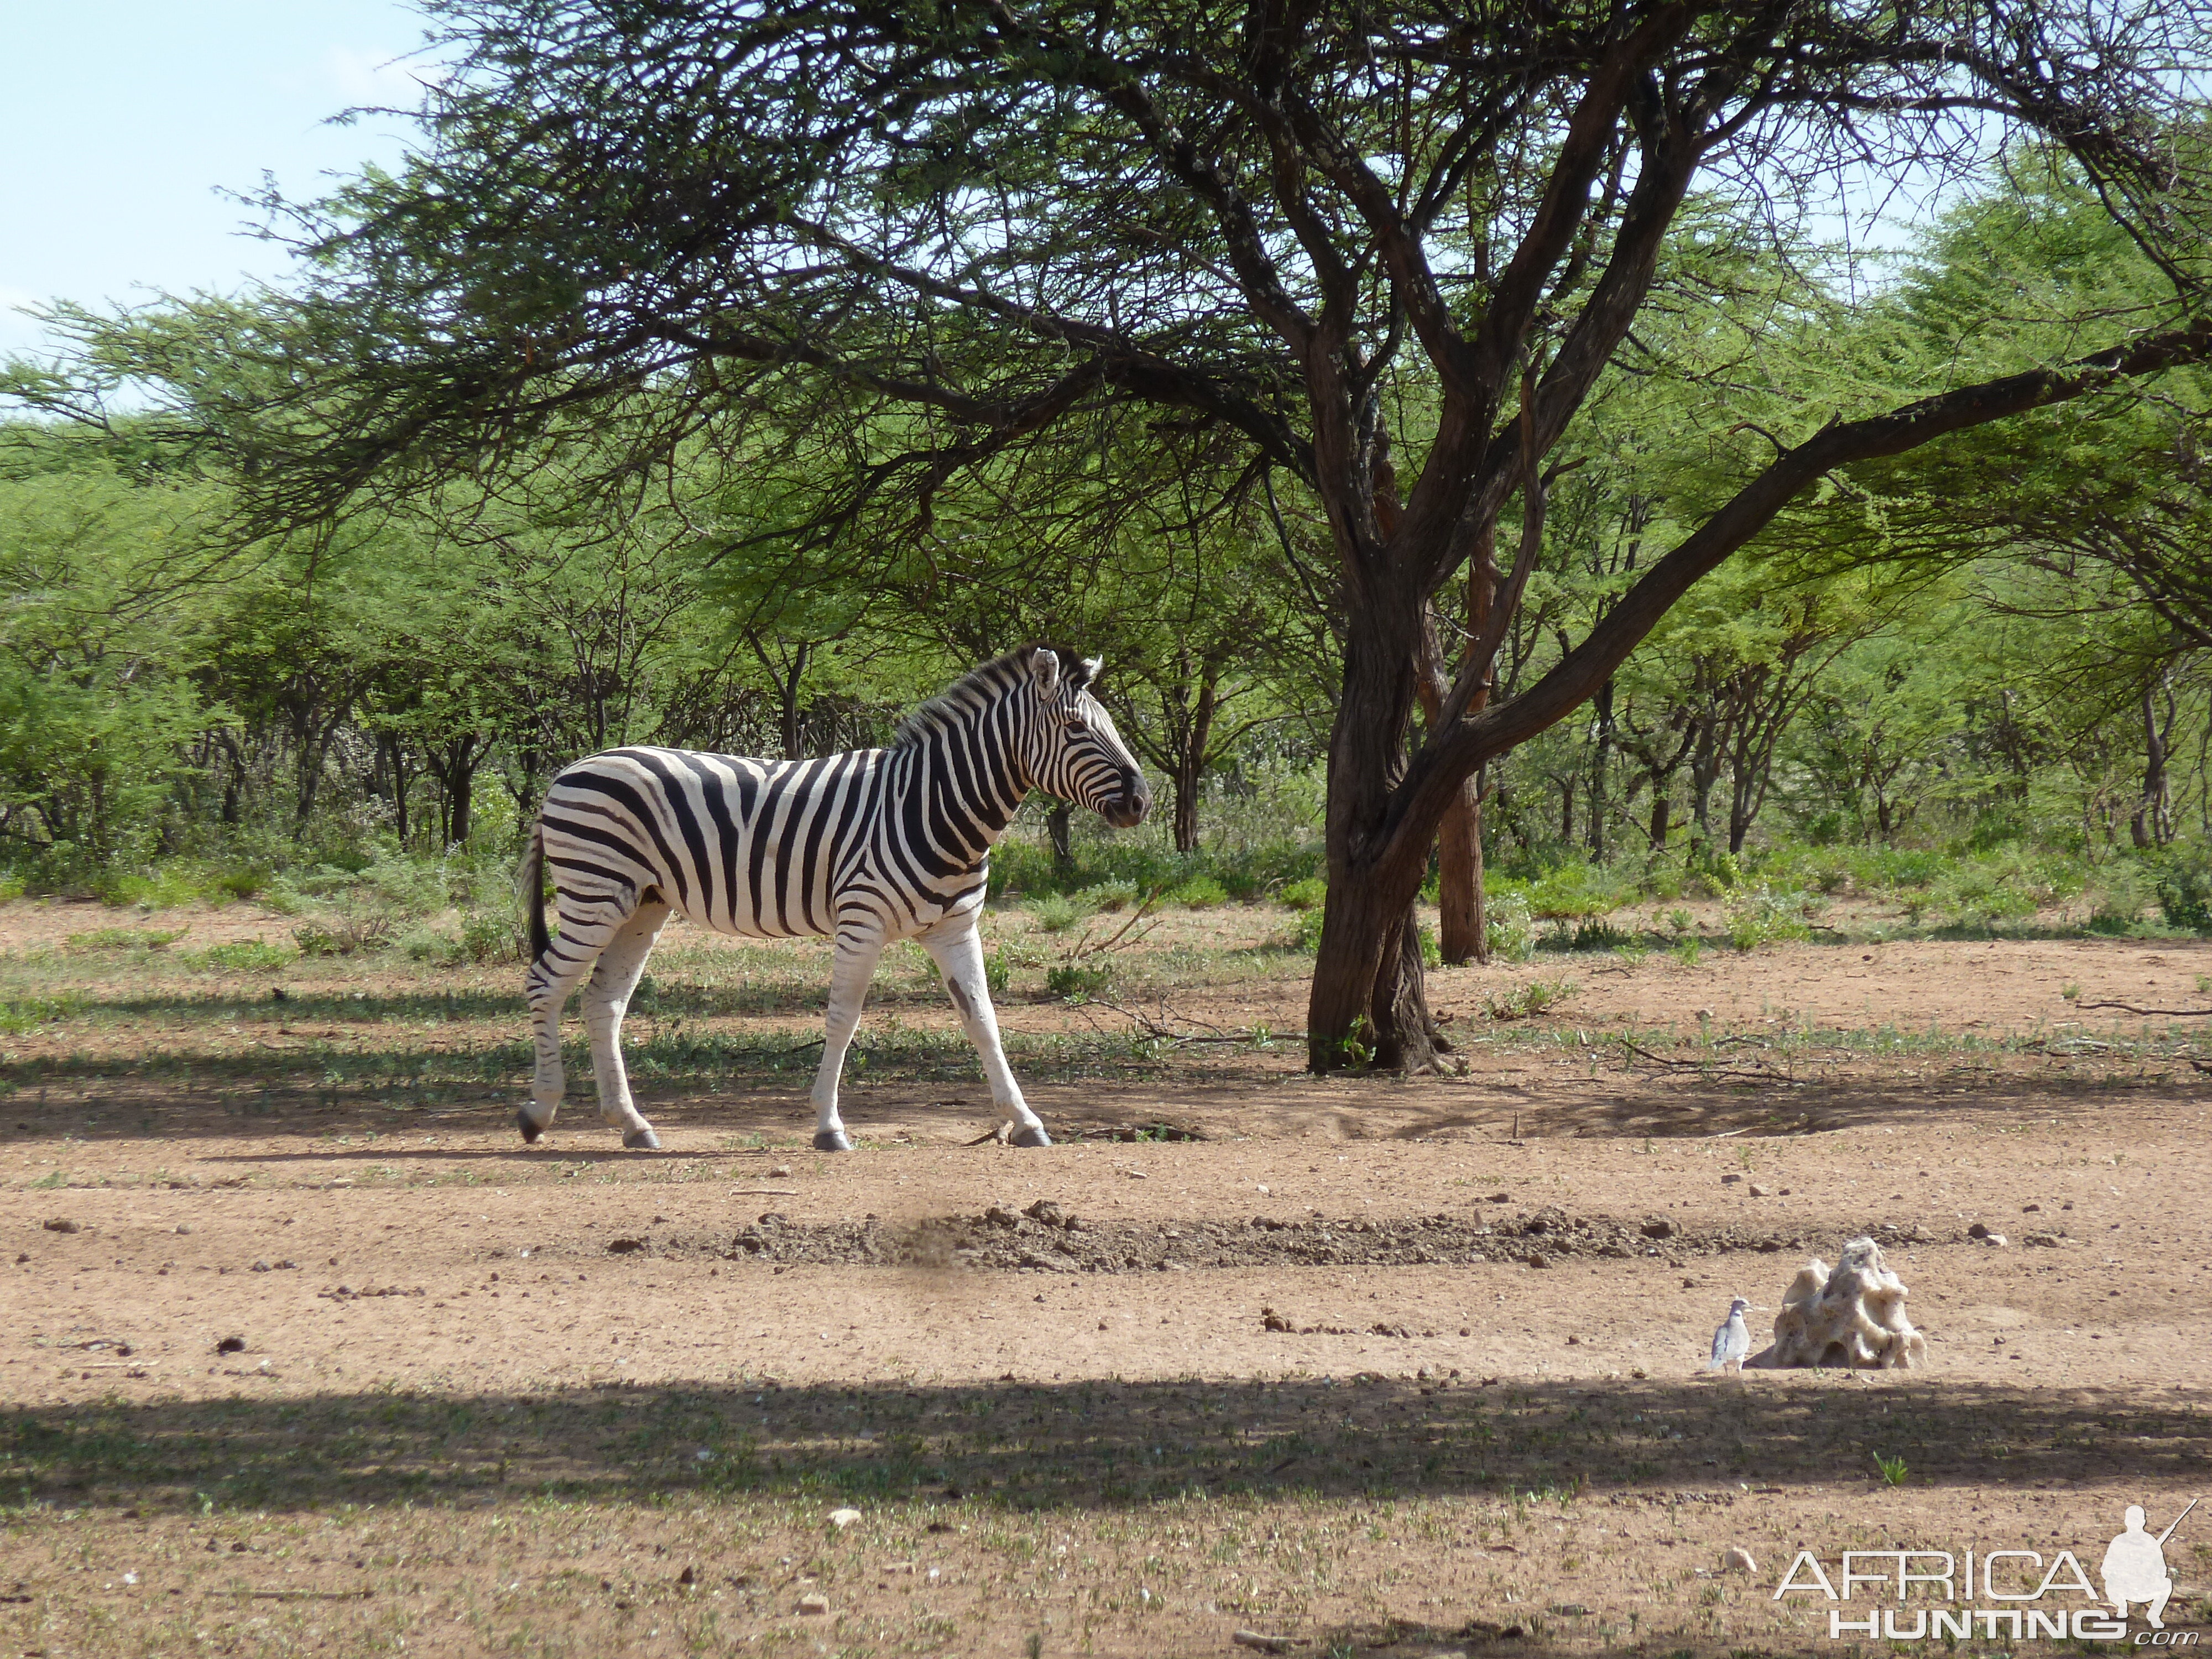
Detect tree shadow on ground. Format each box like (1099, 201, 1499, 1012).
(8, 1371, 2198, 1520)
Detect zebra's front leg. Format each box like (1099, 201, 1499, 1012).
(581, 899, 673, 1149)
(921, 918, 1050, 1148)
(810, 928, 886, 1152)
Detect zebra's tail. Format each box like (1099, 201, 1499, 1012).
(517, 820, 550, 963)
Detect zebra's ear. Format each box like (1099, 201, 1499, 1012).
(1029, 646, 1062, 696)
(1079, 656, 1104, 687)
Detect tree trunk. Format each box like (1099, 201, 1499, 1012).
(1436, 786, 1485, 964)
(1689, 713, 1719, 848)
(779, 641, 811, 762)
(2132, 686, 2171, 849)
(1417, 606, 1485, 966)
(1587, 677, 1614, 860)
(1307, 599, 1437, 1075)
(1647, 787, 1671, 852)
(1171, 763, 1202, 852)
(1046, 800, 1074, 870)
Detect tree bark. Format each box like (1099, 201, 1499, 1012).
(1307, 592, 1438, 1075)
(1417, 602, 1486, 966)
(2132, 684, 2173, 849)
(1046, 800, 1074, 870)
(1587, 676, 1615, 859)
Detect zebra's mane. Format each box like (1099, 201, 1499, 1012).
(891, 646, 1093, 750)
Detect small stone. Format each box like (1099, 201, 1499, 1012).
(798, 1592, 831, 1615)
(984, 1206, 1020, 1228)
(606, 1238, 645, 1254)
(41, 1218, 78, 1234)
(251, 1260, 272, 1272)
(1967, 1222, 1990, 1239)
(1021, 1199, 1065, 1227)
(1725, 1547, 1758, 1574)
(1125, 1169, 1149, 1180)
(770, 1164, 792, 1178)
(174, 1224, 191, 1235)
(1641, 1219, 1674, 1239)
(2022, 1202, 2041, 1213)
(1720, 1173, 1743, 1185)
(829, 1507, 862, 1528)
(1984, 1233, 2007, 1248)
(677, 1564, 697, 1585)
(1748, 1184, 1771, 1198)
(1525, 1252, 1550, 1269)
(215, 1335, 246, 1355)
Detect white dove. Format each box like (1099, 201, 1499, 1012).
(1709, 1296, 1756, 1373)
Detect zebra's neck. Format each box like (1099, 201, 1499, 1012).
(885, 686, 1031, 875)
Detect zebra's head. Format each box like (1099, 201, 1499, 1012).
(1022, 648, 1152, 829)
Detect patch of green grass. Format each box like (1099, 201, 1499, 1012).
(1165, 876, 1230, 909)
(1874, 1451, 1908, 1487)
(1030, 893, 1096, 933)
(65, 927, 189, 953)
(1483, 978, 1576, 1020)
(195, 938, 293, 972)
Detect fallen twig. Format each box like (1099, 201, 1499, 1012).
(1067, 892, 1165, 960)
(2075, 1001, 2212, 1016)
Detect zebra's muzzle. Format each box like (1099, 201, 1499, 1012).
(1101, 778, 1152, 829)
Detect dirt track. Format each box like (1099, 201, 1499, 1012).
(4, 911, 2211, 1656)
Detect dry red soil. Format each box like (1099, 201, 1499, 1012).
(3, 901, 2210, 1656)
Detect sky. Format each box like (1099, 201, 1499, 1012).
(2, 0, 437, 361)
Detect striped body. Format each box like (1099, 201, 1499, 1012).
(540, 743, 1002, 949)
(518, 646, 1151, 1151)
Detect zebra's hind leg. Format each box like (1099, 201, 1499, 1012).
(520, 922, 611, 1144)
(810, 926, 887, 1151)
(581, 897, 673, 1150)
(921, 918, 1051, 1148)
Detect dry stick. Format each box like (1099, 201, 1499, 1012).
(2074, 1001, 2212, 1016)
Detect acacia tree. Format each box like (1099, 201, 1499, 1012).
(17, 0, 2212, 1070)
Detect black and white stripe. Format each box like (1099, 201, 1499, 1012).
(517, 646, 1151, 1151)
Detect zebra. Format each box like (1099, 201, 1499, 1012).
(515, 645, 1152, 1152)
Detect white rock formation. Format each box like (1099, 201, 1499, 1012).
(1757, 1236, 1926, 1370)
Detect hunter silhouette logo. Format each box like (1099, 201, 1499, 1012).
(1777, 1495, 2202, 1643)
(2103, 1499, 2192, 1630)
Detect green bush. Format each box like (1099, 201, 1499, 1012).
(1723, 886, 1813, 952)
(1166, 876, 1230, 909)
(1046, 961, 1114, 999)
(66, 926, 188, 952)
(199, 938, 293, 972)
(988, 836, 1322, 904)
(1030, 893, 1095, 933)
(1079, 879, 1140, 913)
(461, 910, 524, 963)
(1280, 877, 1327, 911)
(215, 866, 271, 900)
(2085, 862, 2156, 935)
(1484, 890, 1536, 962)
(1525, 859, 1629, 920)
(2157, 849, 2212, 934)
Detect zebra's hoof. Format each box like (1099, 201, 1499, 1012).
(1011, 1125, 1053, 1149)
(623, 1126, 661, 1151)
(517, 1110, 543, 1144)
(813, 1130, 853, 1152)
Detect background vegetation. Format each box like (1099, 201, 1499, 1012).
(3, 166, 2209, 956)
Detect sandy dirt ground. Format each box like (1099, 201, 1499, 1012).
(4, 899, 2211, 1656)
